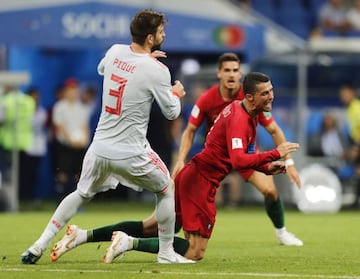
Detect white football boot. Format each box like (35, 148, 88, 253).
(276, 229, 303, 246)
(50, 225, 85, 262)
(21, 244, 43, 264)
(157, 251, 196, 264)
(103, 231, 133, 263)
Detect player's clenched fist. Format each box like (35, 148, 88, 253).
(172, 80, 186, 98)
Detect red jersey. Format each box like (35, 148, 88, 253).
(192, 101, 280, 185)
(189, 84, 273, 132)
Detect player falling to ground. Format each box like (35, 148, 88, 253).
(172, 53, 303, 246)
(48, 54, 303, 264)
(50, 72, 300, 263)
(21, 9, 193, 265)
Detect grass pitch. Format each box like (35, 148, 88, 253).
(0, 201, 359, 279)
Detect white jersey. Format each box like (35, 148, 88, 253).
(92, 44, 181, 159)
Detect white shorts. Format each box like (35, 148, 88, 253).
(77, 145, 171, 198)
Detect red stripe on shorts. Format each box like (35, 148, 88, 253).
(147, 151, 168, 176)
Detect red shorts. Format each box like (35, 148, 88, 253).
(175, 161, 217, 239)
(238, 168, 255, 181)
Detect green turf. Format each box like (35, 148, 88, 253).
(0, 201, 359, 279)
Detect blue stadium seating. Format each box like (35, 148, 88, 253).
(251, 0, 327, 39)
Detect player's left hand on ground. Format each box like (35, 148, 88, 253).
(150, 50, 167, 59)
(267, 161, 286, 175)
(286, 165, 302, 189)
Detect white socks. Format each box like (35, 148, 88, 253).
(155, 186, 175, 254)
(34, 190, 89, 251)
(275, 227, 286, 236)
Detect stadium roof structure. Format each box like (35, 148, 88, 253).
(0, 0, 308, 61)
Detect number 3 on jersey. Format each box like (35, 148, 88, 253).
(105, 74, 127, 116)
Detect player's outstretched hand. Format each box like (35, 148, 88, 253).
(150, 50, 167, 59)
(267, 161, 286, 175)
(172, 80, 186, 99)
(286, 165, 302, 189)
(276, 142, 299, 158)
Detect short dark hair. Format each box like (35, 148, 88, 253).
(340, 83, 356, 92)
(218, 52, 240, 69)
(26, 86, 39, 95)
(130, 9, 167, 45)
(243, 72, 270, 95)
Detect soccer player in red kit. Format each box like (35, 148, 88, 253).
(172, 53, 303, 246)
(99, 72, 300, 262)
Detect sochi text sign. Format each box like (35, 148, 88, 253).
(0, 3, 265, 60)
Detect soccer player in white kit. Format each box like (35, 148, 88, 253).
(21, 9, 193, 264)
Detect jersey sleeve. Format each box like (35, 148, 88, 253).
(151, 62, 181, 120)
(97, 45, 116, 76)
(97, 57, 105, 76)
(258, 111, 274, 127)
(188, 94, 206, 127)
(226, 105, 280, 170)
(254, 162, 273, 175)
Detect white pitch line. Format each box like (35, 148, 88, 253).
(1, 268, 359, 279)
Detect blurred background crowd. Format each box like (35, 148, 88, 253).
(0, 0, 359, 212)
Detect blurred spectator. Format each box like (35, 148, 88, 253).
(0, 86, 35, 168)
(46, 85, 64, 175)
(0, 86, 35, 205)
(52, 78, 91, 201)
(340, 84, 360, 145)
(347, 0, 360, 30)
(308, 111, 348, 158)
(80, 85, 97, 117)
(317, 0, 351, 35)
(307, 111, 351, 177)
(339, 84, 360, 208)
(19, 87, 48, 201)
(80, 85, 98, 137)
(0, 90, 5, 174)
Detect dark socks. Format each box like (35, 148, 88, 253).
(89, 221, 143, 242)
(134, 236, 190, 256)
(265, 197, 285, 229)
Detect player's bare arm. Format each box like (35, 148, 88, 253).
(171, 122, 198, 178)
(264, 121, 301, 188)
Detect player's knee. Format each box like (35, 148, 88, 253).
(186, 238, 207, 261)
(158, 181, 175, 199)
(186, 247, 205, 261)
(193, 248, 206, 261)
(75, 189, 93, 202)
(262, 187, 278, 200)
(142, 220, 158, 237)
(195, 248, 206, 261)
